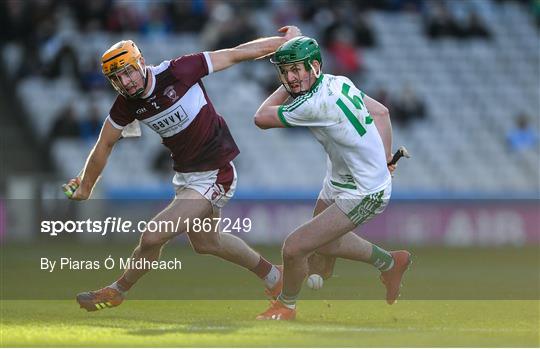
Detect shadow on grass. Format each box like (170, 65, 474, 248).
(125, 322, 242, 336)
(65, 315, 250, 337)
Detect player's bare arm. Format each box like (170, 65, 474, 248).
(209, 26, 301, 72)
(253, 85, 290, 129)
(364, 95, 393, 162)
(254, 58, 323, 129)
(66, 120, 122, 201)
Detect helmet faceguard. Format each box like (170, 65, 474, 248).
(106, 63, 147, 98)
(271, 36, 323, 98)
(101, 40, 147, 98)
(274, 60, 320, 97)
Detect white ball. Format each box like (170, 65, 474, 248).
(306, 274, 324, 290)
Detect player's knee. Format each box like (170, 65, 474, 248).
(282, 239, 308, 260)
(192, 239, 221, 255)
(139, 232, 168, 250)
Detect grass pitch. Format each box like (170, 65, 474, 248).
(1, 300, 538, 347)
(1, 243, 539, 347)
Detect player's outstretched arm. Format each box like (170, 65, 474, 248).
(253, 85, 290, 129)
(208, 26, 301, 72)
(64, 119, 122, 200)
(364, 94, 393, 162)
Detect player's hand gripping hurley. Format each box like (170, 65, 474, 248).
(62, 120, 142, 200)
(387, 146, 411, 175)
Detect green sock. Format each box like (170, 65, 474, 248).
(369, 244, 394, 271)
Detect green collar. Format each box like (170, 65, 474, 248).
(309, 73, 324, 93)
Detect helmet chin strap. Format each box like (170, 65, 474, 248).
(142, 67, 150, 92)
(309, 62, 321, 79)
(128, 65, 150, 99)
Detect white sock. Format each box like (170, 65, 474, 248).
(264, 265, 281, 289)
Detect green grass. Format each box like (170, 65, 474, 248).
(1, 300, 538, 347)
(1, 243, 539, 346)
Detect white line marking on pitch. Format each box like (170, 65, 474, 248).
(286, 325, 534, 333)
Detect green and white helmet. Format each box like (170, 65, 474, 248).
(270, 36, 322, 96)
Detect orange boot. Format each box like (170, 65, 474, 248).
(380, 250, 412, 304)
(76, 287, 124, 311)
(256, 300, 296, 320)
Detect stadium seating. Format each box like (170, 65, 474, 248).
(8, 0, 539, 198)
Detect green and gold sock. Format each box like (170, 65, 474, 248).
(369, 244, 394, 271)
(278, 293, 297, 309)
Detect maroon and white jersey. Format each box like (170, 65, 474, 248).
(107, 52, 240, 173)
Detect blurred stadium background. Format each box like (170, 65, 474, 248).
(0, 3, 539, 347)
(0, 0, 538, 247)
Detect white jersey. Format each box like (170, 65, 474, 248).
(278, 74, 391, 195)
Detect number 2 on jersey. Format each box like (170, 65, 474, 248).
(336, 83, 372, 136)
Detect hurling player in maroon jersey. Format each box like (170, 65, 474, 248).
(65, 26, 301, 312)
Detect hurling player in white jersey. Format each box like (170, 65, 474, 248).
(63, 26, 303, 312)
(253, 36, 411, 320)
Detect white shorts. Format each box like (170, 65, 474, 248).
(172, 162, 237, 210)
(318, 178, 391, 226)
